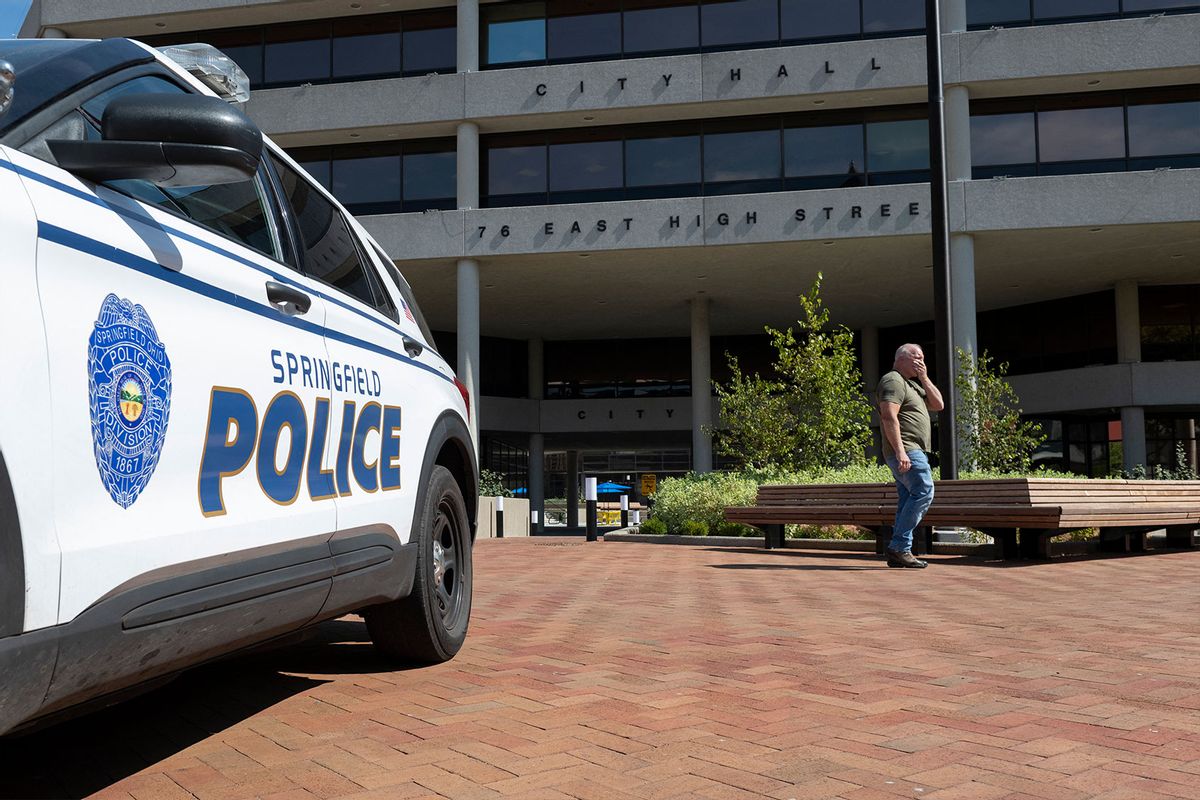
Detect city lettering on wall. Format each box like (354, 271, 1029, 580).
(575, 408, 677, 421)
(473, 201, 922, 243)
(530, 55, 884, 99)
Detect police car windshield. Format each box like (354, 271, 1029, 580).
(0, 39, 154, 138)
(0, 40, 91, 73)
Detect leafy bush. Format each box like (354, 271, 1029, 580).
(638, 517, 667, 535)
(679, 520, 710, 536)
(479, 468, 511, 498)
(955, 348, 1047, 473)
(715, 520, 757, 537)
(651, 470, 761, 533)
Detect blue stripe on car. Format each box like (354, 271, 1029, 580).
(37, 221, 452, 383)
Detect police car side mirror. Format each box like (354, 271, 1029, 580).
(47, 93, 263, 187)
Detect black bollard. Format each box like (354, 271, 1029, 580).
(585, 477, 598, 542)
(530, 508, 540, 535)
(620, 494, 629, 528)
(495, 495, 504, 539)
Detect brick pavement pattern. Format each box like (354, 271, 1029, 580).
(4, 540, 1200, 800)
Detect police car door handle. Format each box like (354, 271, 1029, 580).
(402, 335, 424, 358)
(265, 281, 312, 314)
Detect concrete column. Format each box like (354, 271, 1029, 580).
(945, 86, 972, 183)
(1115, 280, 1146, 474)
(41, 28, 67, 39)
(457, 259, 480, 444)
(950, 234, 978, 363)
(1122, 406, 1147, 474)
(566, 450, 579, 528)
(940, 0, 968, 33)
(690, 297, 713, 473)
(861, 326, 880, 391)
(527, 338, 544, 525)
(456, 122, 479, 209)
(1115, 280, 1142, 363)
(528, 433, 544, 528)
(457, 0, 479, 73)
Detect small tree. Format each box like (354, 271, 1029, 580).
(709, 274, 873, 471)
(954, 348, 1046, 472)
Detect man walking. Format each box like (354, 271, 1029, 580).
(878, 344, 944, 568)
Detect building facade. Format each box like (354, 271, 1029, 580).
(25, 0, 1200, 520)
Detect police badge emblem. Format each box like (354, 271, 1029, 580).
(88, 294, 173, 508)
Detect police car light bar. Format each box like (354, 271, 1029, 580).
(158, 43, 250, 104)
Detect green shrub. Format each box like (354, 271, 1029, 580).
(638, 517, 667, 535)
(479, 468, 512, 497)
(785, 524, 872, 540)
(715, 520, 757, 537)
(651, 471, 761, 533)
(679, 520, 710, 536)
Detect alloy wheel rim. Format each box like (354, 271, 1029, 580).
(431, 496, 462, 626)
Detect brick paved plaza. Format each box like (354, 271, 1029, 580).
(4, 539, 1200, 800)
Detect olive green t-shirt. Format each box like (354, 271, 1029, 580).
(877, 370, 931, 459)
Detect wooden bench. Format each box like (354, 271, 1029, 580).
(724, 479, 1200, 560)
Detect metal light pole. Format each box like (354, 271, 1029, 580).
(925, 0, 959, 479)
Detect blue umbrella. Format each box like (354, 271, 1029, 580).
(596, 481, 631, 493)
(512, 487, 528, 495)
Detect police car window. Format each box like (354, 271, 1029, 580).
(73, 77, 283, 260)
(271, 154, 396, 318)
(372, 242, 437, 348)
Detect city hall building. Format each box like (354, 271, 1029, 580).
(23, 0, 1200, 520)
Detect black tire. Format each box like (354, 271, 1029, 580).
(365, 465, 472, 664)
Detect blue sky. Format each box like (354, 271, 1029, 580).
(1, 0, 32, 38)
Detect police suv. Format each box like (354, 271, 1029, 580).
(0, 38, 477, 735)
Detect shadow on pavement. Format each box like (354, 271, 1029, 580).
(0, 617, 406, 799)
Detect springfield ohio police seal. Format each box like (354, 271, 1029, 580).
(88, 294, 173, 508)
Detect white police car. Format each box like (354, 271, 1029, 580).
(0, 38, 477, 735)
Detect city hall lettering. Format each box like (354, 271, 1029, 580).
(474, 201, 921, 240)
(529, 55, 885, 99)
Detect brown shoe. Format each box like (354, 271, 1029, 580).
(886, 549, 928, 569)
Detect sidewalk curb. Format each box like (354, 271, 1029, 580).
(603, 530, 994, 555)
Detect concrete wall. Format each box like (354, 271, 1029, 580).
(476, 497, 530, 538)
(361, 169, 1200, 261)
(1008, 361, 1200, 415)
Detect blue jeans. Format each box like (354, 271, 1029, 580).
(885, 450, 935, 554)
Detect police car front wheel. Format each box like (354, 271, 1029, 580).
(365, 465, 472, 664)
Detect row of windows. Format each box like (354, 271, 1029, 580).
(143, 1, 1199, 90)
(483, 110, 930, 206)
(1142, 284, 1200, 362)
(483, 0, 926, 67)
(290, 141, 458, 216)
(968, 0, 1198, 28)
(144, 11, 456, 89)
(971, 88, 1200, 177)
(287, 87, 1196, 213)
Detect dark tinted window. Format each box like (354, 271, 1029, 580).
(785, 124, 866, 186)
(626, 134, 702, 189)
(485, 2, 547, 65)
(967, 0, 1031, 25)
(1123, 0, 1197, 8)
(548, 0, 621, 61)
(866, 119, 929, 172)
(1127, 101, 1200, 158)
(264, 22, 331, 86)
(700, 0, 779, 48)
(297, 157, 331, 189)
(623, 0, 700, 54)
(373, 242, 437, 346)
(863, 0, 924, 32)
(488, 144, 547, 201)
(331, 147, 401, 216)
(1038, 105, 1124, 162)
(1141, 285, 1199, 362)
(403, 11, 456, 74)
(1034, 0, 1117, 18)
(332, 16, 400, 79)
(549, 139, 623, 198)
(703, 127, 781, 192)
(272, 155, 380, 311)
(403, 149, 456, 209)
(782, 0, 860, 41)
(970, 112, 1036, 166)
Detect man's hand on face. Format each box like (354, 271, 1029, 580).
(913, 356, 928, 382)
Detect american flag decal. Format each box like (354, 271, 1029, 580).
(400, 298, 415, 323)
